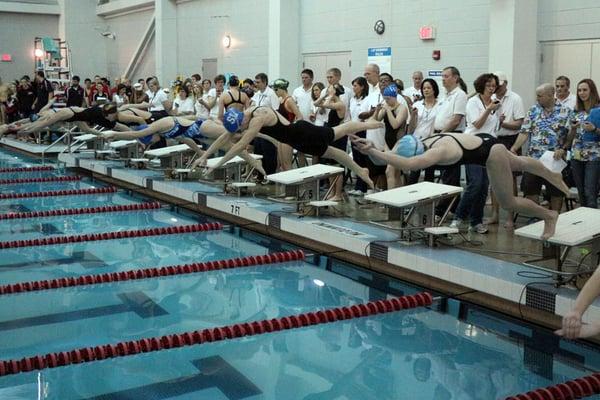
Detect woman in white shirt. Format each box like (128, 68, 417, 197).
(194, 79, 212, 119)
(172, 86, 195, 117)
(348, 77, 371, 195)
(450, 73, 501, 234)
(309, 82, 328, 127)
(112, 84, 129, 107)
(406, 78, 441, 184)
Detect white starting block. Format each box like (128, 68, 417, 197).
(267, 164, 344, 210)
(365, 181, 463, 246)
(515, 207, 600, 285)
(108, 140, 139, 159)
(144, 144, 195, 170)
(205, 154, 263, 183)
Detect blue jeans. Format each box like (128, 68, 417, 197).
(454, 164, 489, 226)
(571, 159, 600, 208)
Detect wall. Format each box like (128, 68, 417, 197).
(59, 0, 108, 80)
(0, 12, 58, 82)
(103, 8, 154, 80)
(538, 0, 600, 42)
(175, 0, 269, 81)
(299, 0, 491, 90)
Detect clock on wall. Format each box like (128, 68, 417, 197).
(374, 20, 385, 35)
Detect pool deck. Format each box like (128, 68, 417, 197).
(2, 143, 597, 332)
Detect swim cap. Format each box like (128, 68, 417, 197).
(395, 135, 424, 158)
(29, 113, 39, 122)
(223, 109, 244, 133)
(271, 78, 289, 91)
(383, 84, 398, 98)
(228, 75, 240, 87)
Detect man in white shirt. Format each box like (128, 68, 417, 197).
(555, 75, 577, 110)
(433, 66, 468, 213)
(403, 71, 424, 102)
(292, 69, 314, 121)
(488, 71, 525, 227)
(250, 72, 279, 176)
(364, 63, 380, 96)
(323, 67, 352, 122)
(251, 72, 279, 110)
(208, 75, 226, 119)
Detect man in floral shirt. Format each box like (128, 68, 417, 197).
(511, 83, 572, 213)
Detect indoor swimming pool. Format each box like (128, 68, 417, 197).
(1, 147, 600, 399)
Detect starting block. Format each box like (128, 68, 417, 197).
(365, 181, 463, 246)
(108, 140, 139, 159)
(144, 144, 195, 170)
(267, 164, 344, 211)
(72, 133, 104, 151)
(205, 154, 263, 183)
(515, 207, 600, 285)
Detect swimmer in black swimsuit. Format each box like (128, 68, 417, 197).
(352, 133, 570, 240)
(217, 75, 249, 121)
(19, 103, 131, 134)
(102, 116, 265, 175)
(202, 106, 384, 188)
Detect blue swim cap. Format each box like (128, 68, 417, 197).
(29, 113, 39, 122)
(395, 135, 424, 158)
(223, 109, 244, 133)
(383, 84, 398, 98)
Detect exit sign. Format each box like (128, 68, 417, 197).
(419, 26, 435, 40)
(1, 54, 11, 62)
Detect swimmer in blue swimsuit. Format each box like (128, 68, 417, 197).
(102, 116, 266, 176)
(351, 133, 570, 240)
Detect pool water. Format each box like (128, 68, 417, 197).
(0, 147, 599, 400)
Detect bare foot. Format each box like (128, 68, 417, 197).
(541, 210, 558, 240)
(359, 168, 375, 189)
(548, 171, 570, 196)
(484, 215, 498, 225)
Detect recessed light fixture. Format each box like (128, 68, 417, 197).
(222, 35, 231, 48)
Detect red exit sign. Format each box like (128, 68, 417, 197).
(1, 54, 12, 62)
(419, 26, 435, 40)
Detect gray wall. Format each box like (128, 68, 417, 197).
(104, 8, 154, 80)
(176, 0, 269, 81)
(0, 12, 59, 82)
(538, 0, 600, 41)
(299, 0, 491, 91)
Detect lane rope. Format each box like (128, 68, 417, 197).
(0, 187, 117, 200)
(0, 292, 432, 377)
(0, 222, 223, 249)
(0, 201, 161, 220)
(0, 250, 305, 295)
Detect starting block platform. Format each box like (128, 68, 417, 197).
(267, 164, 344, 211)
(144, 144, 195, 170)
(515, 207, 600, 284)
(365, 181, 463, 246)
(107, 140, 139, 159)
(205, 154, 263, 183)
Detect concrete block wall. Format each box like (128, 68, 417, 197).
(538, 0, 600, 41)
(103, 8, 154, 80)
(299, 0, 491, 91)
(176, 0, 269, 81)
(0, 13, 58, 82)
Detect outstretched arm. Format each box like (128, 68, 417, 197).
(352, 137, 445, 171)
(207, 118, 262, 172)
(556, 264, 600, 339)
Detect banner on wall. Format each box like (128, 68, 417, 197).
(368, 47, 391, 74)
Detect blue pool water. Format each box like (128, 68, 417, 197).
(0, 192, 139, 213)
(3, 180, 95, 194)
(1, 146, 600, 399)
(0, 209, 201, 241)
